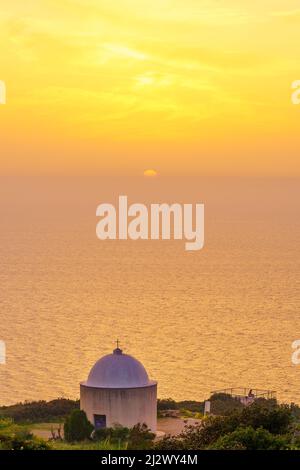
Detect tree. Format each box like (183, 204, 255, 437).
(238, 402, 292, 434)
(64, 409, 93, 442)
(0, 398, 79, 423)
(157, 398, 178, 411)
(209, 393, 244, 415)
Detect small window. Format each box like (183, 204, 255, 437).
(94, 414, 106, 429)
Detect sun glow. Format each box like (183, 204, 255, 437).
(0, 1, 300, 175)
(144, 169, 157, 177)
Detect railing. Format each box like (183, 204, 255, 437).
(210, 388, 276, 400)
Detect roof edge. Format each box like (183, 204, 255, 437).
(80, 380, 157, 390)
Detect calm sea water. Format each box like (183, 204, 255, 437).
(0, 176, 299, 405)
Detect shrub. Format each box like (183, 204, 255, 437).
(93, 425, 130, 443)
(0, 418, 50, 450)
(127, 423, 155, 450)
(210, 426, 290, 450)
(155, 400, 294, 450)
(238, 402, 292, 434)
(64, 410, 93, 442)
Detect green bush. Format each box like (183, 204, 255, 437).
(210, 426, 290, 450)
(155, 400, 294, 450)
(0, 418, 50, 450)
(127, 423, 155, 450)
(64, 410, 93, 442)
(93, 425, 130, 443)
(237, 402, 291, 434)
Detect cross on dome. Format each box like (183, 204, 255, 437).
(113, 339, 122, 355)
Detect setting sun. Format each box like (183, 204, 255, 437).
(143, 169, 158, 177)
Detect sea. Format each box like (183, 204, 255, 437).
(0, 175, 299, 405)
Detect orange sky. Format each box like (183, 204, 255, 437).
(0, 0, 300, 175)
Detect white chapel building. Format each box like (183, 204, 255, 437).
(80, 345, 157, 431)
